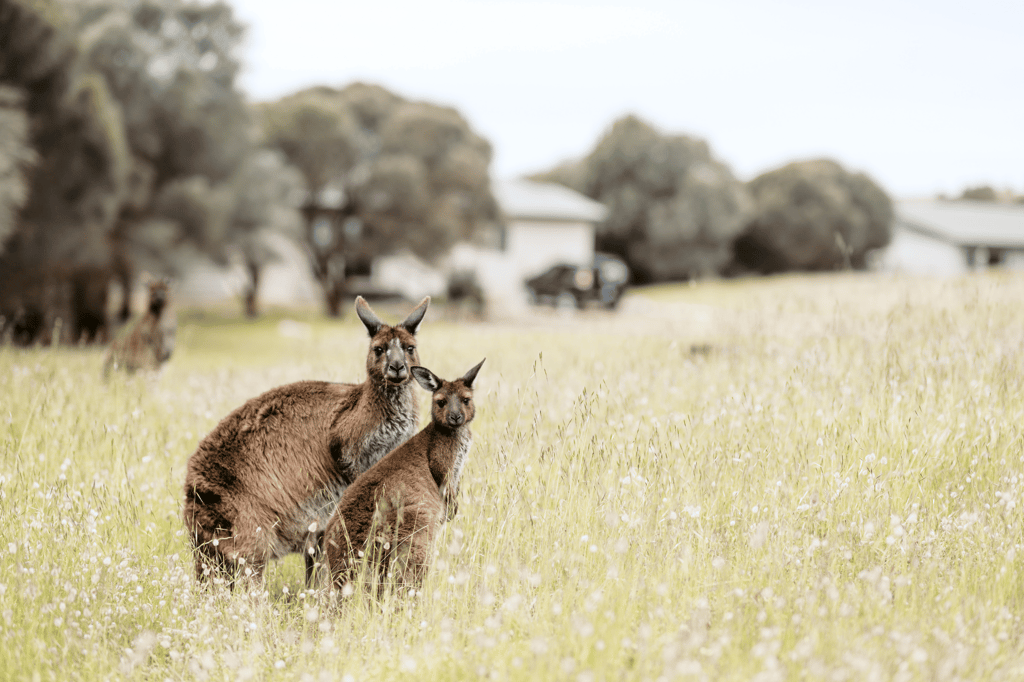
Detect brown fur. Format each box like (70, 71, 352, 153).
(102, 278, 175, 375)
(182, 296, 430, 587)
(325, 359, 484, 594)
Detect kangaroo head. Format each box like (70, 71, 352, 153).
(411, 359, 484, 430)
(146, 277, 169, 316)
(356, 296, 429, 387)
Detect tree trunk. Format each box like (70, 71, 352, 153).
(243, 259, 260, 318)
(324, 279, 344, 317)
(324, 251, 348, 318)
(113, 253, 133, 323)
(70, 267, 111, 343)
(303, 201, 358, 319)
(243, 288, 258, 318)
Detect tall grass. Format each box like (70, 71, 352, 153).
(2, 273, 1023, 681)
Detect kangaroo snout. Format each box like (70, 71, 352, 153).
(446, 410, 464, 427)
(384, 347, 409, 382)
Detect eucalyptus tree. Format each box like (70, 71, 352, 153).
(533, 114, 752, 282)
(958, 185, 998, 202)
(72, 0, 251, 319)
(0, 87, 33, 250)
(0, 0, 129, 342)
(226, 149, 303, 318)
(735, 159, 893, 272)
(260, 83, 499, 316)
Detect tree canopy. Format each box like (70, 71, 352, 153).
(957, 185, 999, 202)
(0, 0, 299, 340)
(72, 0, 251, 266)
(533, 114, 752, 282)
(0, 86, 33, 247)
(259, 82, 499, 315)
(227, 148, 304, 317)
(0, 0, 129, 340)
(734, 159, 893, 273)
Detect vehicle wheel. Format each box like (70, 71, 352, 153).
(555, 293, 576, 310)
(602, 285, 623, 310)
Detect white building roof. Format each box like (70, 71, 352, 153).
(897, 200, 1024, 249)
(494, 178, 608, 223)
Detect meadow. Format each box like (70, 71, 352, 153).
(1, 272, 1023, 681)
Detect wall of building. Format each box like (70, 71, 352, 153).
(505, 220, 595, 279)
(371, 251, 447, 302)
(873, 227, 967, 276)
(875, 220, 1024, 276)
(175, 218, 599, 316)
(177, 233, 321, 307)
(446, 243, 530, 317)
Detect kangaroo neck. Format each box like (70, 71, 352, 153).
(427, 424, 466, 467)
(366, 376, 416, 415)
(429, 421, 462, 441)
(362, 376, 417, 425)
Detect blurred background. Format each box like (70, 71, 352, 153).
(1, 0, 1022, 343)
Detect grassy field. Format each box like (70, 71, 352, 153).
(2, 272, 1023, 681)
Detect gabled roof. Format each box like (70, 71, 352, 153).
(494, 178, 608, 223)
(897, 200, 1024, 249)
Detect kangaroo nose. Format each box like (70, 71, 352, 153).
(385, 348, 406, 374)
(447, 412, 464, 426)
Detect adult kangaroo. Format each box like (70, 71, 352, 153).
(102, 277, 176, 375)
(182, 296, 429, 588)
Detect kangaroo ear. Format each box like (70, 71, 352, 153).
(399, 296, 430, 335)
(411, 366, 442, 392)
(461, 358, 485, 388)
(355, 296, 383, 337)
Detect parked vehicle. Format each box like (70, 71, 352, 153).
(525, 253, 629, 310)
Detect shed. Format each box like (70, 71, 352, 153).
(492, 178, 608, 279)
(877, 200, 1024, 275)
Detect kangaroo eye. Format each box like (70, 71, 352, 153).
(406, 346, 416, 354)
(436, 399, 447, 408)
(373, 347, 384, 356)
(462, 397, 470, 405)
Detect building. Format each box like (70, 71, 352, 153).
(443, 178, 608, 315)
(176, 178, 609, 313)
(876, 200, 1024, 276)
(492, 178, 608, 278)
(283, 178, 610, 307)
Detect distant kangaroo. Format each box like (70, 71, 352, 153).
(325, 359, 484, 593)
(103, 277, 175, 376)
(182, 296, 430, 588)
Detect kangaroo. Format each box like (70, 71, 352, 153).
(325, 359, 484, 594)
(182, 296, 430, 588)
(102, 277, 175, 375)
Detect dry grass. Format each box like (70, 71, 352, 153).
(2, 272, 1024, 681)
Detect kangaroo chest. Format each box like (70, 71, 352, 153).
(276, 394, 418, 556)
(356, 399, 418, 478)
(438, 429, 472, 500)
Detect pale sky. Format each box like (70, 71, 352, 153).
(231, 0, 1024, 199)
